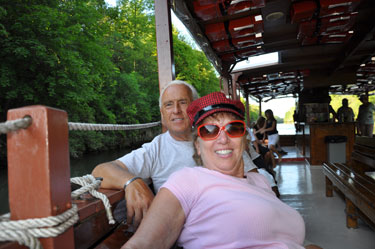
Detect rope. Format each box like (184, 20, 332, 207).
(0, 174, 115, 249)
(0, 205, 79, 249)
(70, 174, 115, 224)
(68, 121, 160, 131)
(0, 117, 160, 134)
(0, 116, 32, 134)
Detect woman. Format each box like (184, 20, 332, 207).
(254, 116, 266, 141)
(121, 92, 321, 249)
(259, 109, 283, 162)
(249, 122, 277, 170)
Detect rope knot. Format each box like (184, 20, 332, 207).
(70, 174, 115, 224)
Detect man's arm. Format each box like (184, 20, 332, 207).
(92, 160, 154, 228)
(121, 188, 185, 249)
(92, 160, 133, 189)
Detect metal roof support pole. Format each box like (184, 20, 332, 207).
(155, 0, 175, 93)
(258, 97, 262, 117)
(231, 72, 242, 100)
(244, 91, 251, 127)
(221, 76, 230, 96)
(7, 105, 74, 249)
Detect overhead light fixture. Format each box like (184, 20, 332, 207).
(255, 15, 263, 21)
(360, 63, 366, 67)
(265, 12, 284, 22)
(371, 57, 375, 61)
(255, 33, 262, 38)
(348, 30, 354, 34)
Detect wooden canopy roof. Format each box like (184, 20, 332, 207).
(173, 0, 375, 99)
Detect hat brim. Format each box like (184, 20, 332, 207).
(194, 108, 245, 127)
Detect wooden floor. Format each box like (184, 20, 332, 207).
(276, 149, 375, 249)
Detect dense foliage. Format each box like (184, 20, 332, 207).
(0, 0, 220, 159)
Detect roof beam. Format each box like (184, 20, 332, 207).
(173, 0, 224, 75)
(330, 0, 375, 73)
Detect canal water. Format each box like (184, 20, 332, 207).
(0, 147, 132, 214)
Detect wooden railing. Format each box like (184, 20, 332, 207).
(0, 106, 132, 249)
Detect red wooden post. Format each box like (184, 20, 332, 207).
(7, 105, 74, 249)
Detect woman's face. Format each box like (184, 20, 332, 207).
(194, 113, 245, 177)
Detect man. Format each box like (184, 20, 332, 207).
(92, 80, 257, 228)
(337, 98, 354, 123)
(328, 96, 338, 122)
(357, 95, 375, 137)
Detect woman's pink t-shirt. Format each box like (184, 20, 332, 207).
(161, 167, 305, 249)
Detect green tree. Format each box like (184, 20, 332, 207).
(0, 0, 228, 159)
(173, 29, 220, 96)
(284, 107, 296, 124)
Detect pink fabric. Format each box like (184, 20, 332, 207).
(162, 167, 305, 249)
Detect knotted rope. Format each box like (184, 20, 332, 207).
(70, 174, 115, 224)
(0, 175, 115, 249)
(0, 205, 79, 249)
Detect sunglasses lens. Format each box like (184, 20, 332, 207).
(199, 124, 220, 140)
(226, 121, 245, 137)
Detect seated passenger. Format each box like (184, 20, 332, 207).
(92, 80, 257, 228)
(121, 92, 321, 249)
(248, 125, 277, 169)
(254, 116, 266, 142)
(258, 109, 283, 162)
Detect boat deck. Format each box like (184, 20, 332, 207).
(277, 147, 375, 249)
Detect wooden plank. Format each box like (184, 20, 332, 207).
(355, 136, 375, 148)
(353, 144, 375, 159)
(365, 172, 375, 181)
(93, 223, 133, 249)
(7, 106, 74, 249)
(325, 176, 333, 197)
(74, 189, 126, 249)
(346, 198, 358, 229)
(351, 151, 375, 171)
(74, 189, 124, 221)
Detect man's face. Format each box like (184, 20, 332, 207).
(160, 84, 193, 141)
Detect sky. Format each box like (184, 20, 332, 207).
(104, 0, 295, 118)
(105, 0, 116, 7)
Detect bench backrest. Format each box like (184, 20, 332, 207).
(349, 137, 375, 175)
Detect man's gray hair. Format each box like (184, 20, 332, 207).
(159, 80, 199, 108)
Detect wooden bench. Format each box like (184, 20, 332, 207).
(323, 137, 375, 230)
